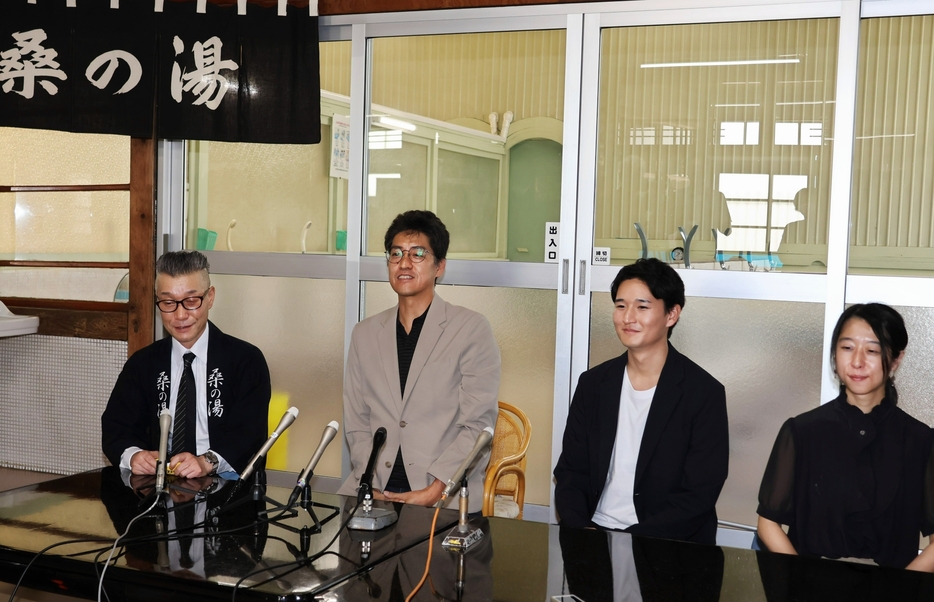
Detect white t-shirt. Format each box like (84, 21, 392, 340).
(591, 366, 656, 530)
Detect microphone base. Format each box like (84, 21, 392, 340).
(441, 523, 484, 550)
(347, 507, 398, 531)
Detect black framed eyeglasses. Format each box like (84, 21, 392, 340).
(386, 246, 432, 264)
(156, 293, 208, 313)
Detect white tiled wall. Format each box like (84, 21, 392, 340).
(0, 335, 126, 474)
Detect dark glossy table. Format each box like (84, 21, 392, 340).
(0, 468, 457, 601)
(3, 469, 934, 601)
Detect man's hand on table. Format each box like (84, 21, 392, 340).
(382, 478, 446, 507)
(130, 450, 159, 475)
(167, 452, 213, 479)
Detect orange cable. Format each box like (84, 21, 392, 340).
(405, 495, 445, 602)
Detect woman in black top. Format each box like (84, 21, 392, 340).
(757, 303, 934, 570)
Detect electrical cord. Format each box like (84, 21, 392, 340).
(97, 492, 162, 602)
(405, 498, 444, 602)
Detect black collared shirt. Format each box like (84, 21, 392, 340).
(386, 305, 430, 492)
(758, 394, 934, 568)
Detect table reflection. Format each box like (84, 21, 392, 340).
(332, 512, 494, 601)
(559, 526, 723, 602)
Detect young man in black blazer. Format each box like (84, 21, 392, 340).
(554, 258, 729, 544)
(102, 251, 270, 479)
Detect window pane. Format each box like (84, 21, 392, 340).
(437, 148, 500, 255)
(366, 139, 429, 255)
(850, 17, 934, 276)
(184, 41, 351, 254)
(367, 31, 566, 262)
(0, 267, 128, 302)
(209, 275, 345, 478)
(0, 128, 129, 186)
(590, 295, 824, 526)
(0, 191, 129, 260)
(365, 281, 556, 506)
(595, 20, 838, 273)
(185, 135, 345, 253)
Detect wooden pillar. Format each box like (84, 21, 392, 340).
(128, 138, 156, 357)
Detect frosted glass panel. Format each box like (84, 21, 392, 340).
(595, 20, 838, 273)
(0, 127, 129, 185)
(888, 306, 934, 427)
(366, 140, 429, 255)
(590, 295, 824, 526)
(0, 191, 129, 259)
(209, 275, 345, 478)
(850, 16, 934, 276)
(365, 282, 556, 506)
(368, 30, 566, 262)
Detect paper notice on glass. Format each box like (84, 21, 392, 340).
(330, 114, 351, 179)
(544, 222, 560, 263)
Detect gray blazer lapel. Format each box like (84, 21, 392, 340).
(634, 344, 685, 487)
(402, 298, 447, 405)
(377, 309, 404, 415)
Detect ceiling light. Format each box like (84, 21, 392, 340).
(642, 59, 799, 69)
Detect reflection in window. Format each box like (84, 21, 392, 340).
(851, 16, 934, 275)
(184, 41, 351, 255)
(595, 20, 838, 272)
(367, 31, 566, 261)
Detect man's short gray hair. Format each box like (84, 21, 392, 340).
(155, 251, 211, 280)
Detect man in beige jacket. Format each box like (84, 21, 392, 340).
(338, 211, 501, 512)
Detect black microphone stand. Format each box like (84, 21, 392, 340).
(223, 470, 340, 533)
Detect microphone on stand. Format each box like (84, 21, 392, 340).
(441, 427, 495, 551)
(348, 427, 397, 531)
(240, 406, 299, 482)
(287, 420, 340, 508)
(441, 427, 495, 499)
(357, 427, 387, 503)
(155, 410, 173, 495)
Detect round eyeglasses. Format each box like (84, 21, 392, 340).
(386, 246, 433, 264)
(156, 293, 208, 313)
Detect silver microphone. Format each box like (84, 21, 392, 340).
(287, 420, 339, 507)
(155, 410, 172, 493)
(241, 406, 299, 481)
(442, 426, 495, 499)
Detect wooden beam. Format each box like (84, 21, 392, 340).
(3, 300, 128, 341)
(168, 0, 601, 16)
(128, 138, 156, 357)
(0, 184, 130, 193)
(0, 261, 128, 269)
(317, 0, 596, 13)
(1, 298, 129, 312)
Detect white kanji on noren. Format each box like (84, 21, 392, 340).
(170, 35, 239, 111)
(85, 50, 142, 94)
(0, 29, 67, 99)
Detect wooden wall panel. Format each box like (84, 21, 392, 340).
(128, 139, 155, 357)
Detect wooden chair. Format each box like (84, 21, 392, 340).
(482, 401, 531, 519)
